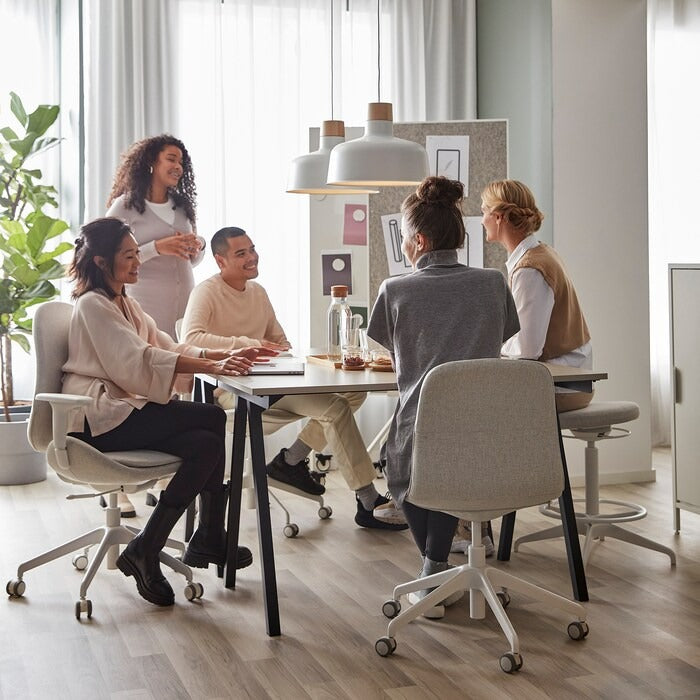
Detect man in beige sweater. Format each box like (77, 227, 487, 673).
(182, 226, 407, 530)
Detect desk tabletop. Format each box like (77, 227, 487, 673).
(209, 360, 607, 398)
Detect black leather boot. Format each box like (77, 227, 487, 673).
(183, 486, 253, 570)
(116, 496, 186, 606)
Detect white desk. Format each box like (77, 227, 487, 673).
(203, 361, 606, 637)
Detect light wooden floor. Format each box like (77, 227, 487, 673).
(1, 448, 699, 699)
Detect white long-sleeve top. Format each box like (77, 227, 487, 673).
(501, 236, 592, 369)
(106, 194, 205, 338)
(62, 290, 201, 436)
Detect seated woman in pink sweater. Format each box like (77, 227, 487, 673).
(63, 217, 274, 606)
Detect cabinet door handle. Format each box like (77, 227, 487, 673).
(674, 367, 682, 404)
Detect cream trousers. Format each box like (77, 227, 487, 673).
(216, 390, 375, 491)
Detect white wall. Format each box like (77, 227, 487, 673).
(551, 0, 652, 482)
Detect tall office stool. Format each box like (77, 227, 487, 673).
(514, 401, 676, 566)
(376, 360, 587, 673)
(6, 303, 202, 619)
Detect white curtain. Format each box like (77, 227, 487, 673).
(648, 0, 700, 445)
(83, 0, 476, 347)
(83, 0, 178, 221)
(0, 0, 60, 401)
(391, 0, 476, 121)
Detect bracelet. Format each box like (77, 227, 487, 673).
(200, 348, 207, 359)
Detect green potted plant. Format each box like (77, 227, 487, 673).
(0, 92, 72, 484)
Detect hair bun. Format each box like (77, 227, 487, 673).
(416, 176, 464, 206)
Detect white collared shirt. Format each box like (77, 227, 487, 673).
(501, 236, 592, 369)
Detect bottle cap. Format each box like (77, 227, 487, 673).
(330, 285, 349, 298)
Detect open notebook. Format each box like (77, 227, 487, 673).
(247, 357, 305, 375)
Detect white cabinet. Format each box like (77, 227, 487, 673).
(669, 264, 700, 531)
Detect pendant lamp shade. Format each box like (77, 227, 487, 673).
(287, 121, 379, 195)
(327, 103, 429, 187)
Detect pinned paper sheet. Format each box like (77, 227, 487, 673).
(381, 213, 412, 277)
(321, 250, 353, 295)
(426, 135, 470, 194)
(456, 217, 484, 268)
(343, 204, 367, 245)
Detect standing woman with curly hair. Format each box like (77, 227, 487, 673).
(106, 135, 205, 516)
(107, 134, 204, 339)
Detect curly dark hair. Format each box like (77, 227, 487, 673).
(106, 134, 197, 224)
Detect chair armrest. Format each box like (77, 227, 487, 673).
(35, 393, 91, 450)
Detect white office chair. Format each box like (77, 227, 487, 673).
(5, 302, 202, 619)
(376, 360, 588, 673)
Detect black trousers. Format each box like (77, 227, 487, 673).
(71, 400, 226, 509)
(401, 500, 458, 564)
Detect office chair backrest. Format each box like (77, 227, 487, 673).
(28, 302, 74, 452)
(408, 359, 563, 521)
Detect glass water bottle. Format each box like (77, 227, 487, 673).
(327, 285, 352, 362)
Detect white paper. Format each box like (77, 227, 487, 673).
(456, 216, 484, 268)
(381, 213, 412, 276)
(426, 135, 470, 194)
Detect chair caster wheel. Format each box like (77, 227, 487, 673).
(382, 600, 401, 619)
(283, 523, 299, 538)
(72, 553, 89, 571)
(75, 599, 92, 620)
(499, 652, 522, 673)
(314, 453, 332, 472)
(568, 620, 589, 640)
(318, 506, 332, 520)
(6, 579, 25, 597)
(496, 590, 510, 608)
(375, 636, 397, 657)
(184, 582, 204, 601)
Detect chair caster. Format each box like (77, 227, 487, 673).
(184, 582, 204, 601)
(382, 599, 401, 619)
(499, 652, 522, 673)
(72, 552, 89, 571)
(375, 636, 397, 657)
(283, 523, 299, 538)
(75, 599, 92, 620)
(567, 620, 589, 640)
(6, 579, 26, 597)
(314, 453, 333, 472)
(496, 590, 510, 608)
(318, 505, 332, 520)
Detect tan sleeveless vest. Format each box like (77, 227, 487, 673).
(511, 243, 590, 361)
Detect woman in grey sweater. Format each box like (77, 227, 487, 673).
(368, 176, 519, 618)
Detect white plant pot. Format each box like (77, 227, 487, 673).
(0, 412, 47, 485)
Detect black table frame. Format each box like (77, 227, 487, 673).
(199, 373, 591, 637)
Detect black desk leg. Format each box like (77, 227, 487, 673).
(247, 403, 281, 636)
(557, 414, 589, 602)
(223, 397, 248, 588)
(497, 512, 516, 561)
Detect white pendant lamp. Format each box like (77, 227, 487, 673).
(326, 0, 429, 188)
(326, 101, 429, 187)
(287, 120, 379, 195)
(286, 1, 377, 196)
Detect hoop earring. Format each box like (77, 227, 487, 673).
(149, 165, 153, 175)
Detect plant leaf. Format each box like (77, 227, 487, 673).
(9, 333, 31, 353)
(26, 104, 59, 138)
(9, 92, 28, 127)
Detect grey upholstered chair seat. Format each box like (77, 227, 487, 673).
(377, 359, 586, 671)
(557, 401, 639, 431)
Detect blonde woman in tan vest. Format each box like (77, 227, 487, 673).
(451, 179, 593, 556)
